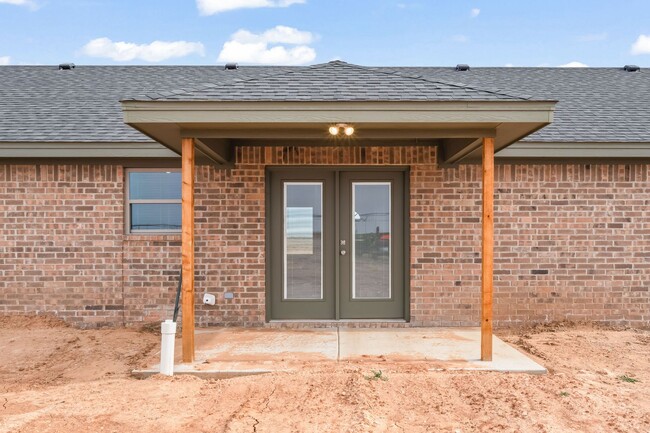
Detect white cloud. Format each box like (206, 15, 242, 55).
(197, 0, 304, 15)
(218, 25, 316, 65)
(631, 34, 650, 55)
(470, 8, 480, 17)
(0, 0, 37, 10)
(504, 63, 514, 67)
(559, 61, 588, 68)
(230, 26, 314, 45)
(0, 56, 10, 65)
(81, 38, 205, 62)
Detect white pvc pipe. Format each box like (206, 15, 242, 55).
(160, 319, 177, 376)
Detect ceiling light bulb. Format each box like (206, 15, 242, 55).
(329, 126, 340, 136)
(344, 126, 355, 136)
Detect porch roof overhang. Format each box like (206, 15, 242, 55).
(121, 99, 556, 166)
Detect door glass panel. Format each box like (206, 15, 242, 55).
(352, 182, 391, 299)
(284, 183, 323, 300)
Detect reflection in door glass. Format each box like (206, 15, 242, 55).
(284, 183, 323, 299)
(352, 183, 391, 299)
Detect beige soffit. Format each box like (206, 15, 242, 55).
(121, 100, 556, 164)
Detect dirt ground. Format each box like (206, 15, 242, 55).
(1, 316, 648, 433)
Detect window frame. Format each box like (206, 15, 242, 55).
(125, 168, 182, 235)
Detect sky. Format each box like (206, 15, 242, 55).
(0, 0, 649, 67)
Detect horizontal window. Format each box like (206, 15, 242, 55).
(129, 171, 181, 200)
(130, 203, 181, 231)
(126, 169, 181, 233)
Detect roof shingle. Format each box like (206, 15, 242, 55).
(133, 61, 533, 102)
(0, 61, 648, 144)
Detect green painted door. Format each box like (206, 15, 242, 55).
(339, 171, 405, 319)
(268, 169, 405, 320)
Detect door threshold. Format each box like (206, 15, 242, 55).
(269, 319, 407, 323)
(267, 319, 410, 329)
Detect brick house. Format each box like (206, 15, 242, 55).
(1, 61, 648, 359)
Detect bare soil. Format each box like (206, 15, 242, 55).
(1, 316, 649, 433)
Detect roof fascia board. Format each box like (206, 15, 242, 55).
(122, 101, 556, 125)
(124, 106, 554, 125)
(180, 127, 497, 139)
(0, 141, 177, 158)
(122, 100, 556, 111)
(499, 141, 650, 158)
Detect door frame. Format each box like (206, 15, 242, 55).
(265, 165, 411, 322)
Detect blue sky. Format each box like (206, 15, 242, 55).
(1, 0, 649, 67)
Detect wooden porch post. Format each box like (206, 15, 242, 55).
(481, 136, 494, 361)
(181, 137, 195, 363)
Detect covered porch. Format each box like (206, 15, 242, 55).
(121, 61, 556, 366)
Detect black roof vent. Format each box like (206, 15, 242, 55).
(224, 63, 238, 70)
(455, 64, 470, 71)
(58, 63, 75, 70)
(623, 65, 640, 72)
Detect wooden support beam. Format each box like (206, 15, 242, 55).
(181, 137, 195, 363)
(481, 137, 494, 361)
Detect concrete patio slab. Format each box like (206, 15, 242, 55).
(338, 328, 546, 373)
(133, 328, 338, 379)
(132, 327, 546, 379)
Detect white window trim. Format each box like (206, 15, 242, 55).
(125, 168, 182, 235)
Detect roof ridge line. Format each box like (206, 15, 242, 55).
(139, 63, 336, 101)
(128, 60, 535, 102)
(371, 67, 532, 100)
(278, 61, 532, 100)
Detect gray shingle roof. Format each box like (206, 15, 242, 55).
(132, 61, 532, 102)
(0, 65, 291, 143)
(397, 66, 650, 143)
(0, 61, 648, 144)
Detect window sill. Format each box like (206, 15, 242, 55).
(124, 233, 182, 241)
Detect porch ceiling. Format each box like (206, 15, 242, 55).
(121, 100, 556, 166)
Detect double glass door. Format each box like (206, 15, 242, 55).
(269, 169, 405, 320)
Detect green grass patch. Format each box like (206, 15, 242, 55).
(619, 375, 640, 383)
(365, 370, 388, 381)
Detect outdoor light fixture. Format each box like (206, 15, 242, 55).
(328, 123, 355, 136)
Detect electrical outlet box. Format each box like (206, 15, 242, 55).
(202, 293, 216, 305)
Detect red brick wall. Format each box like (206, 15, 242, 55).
(492, 164, 650, 326)
(122, 234, 180, 325)
(0, 148, 648, 328)
(0, 165, 125, 327)
(410, 162, 650, 327)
